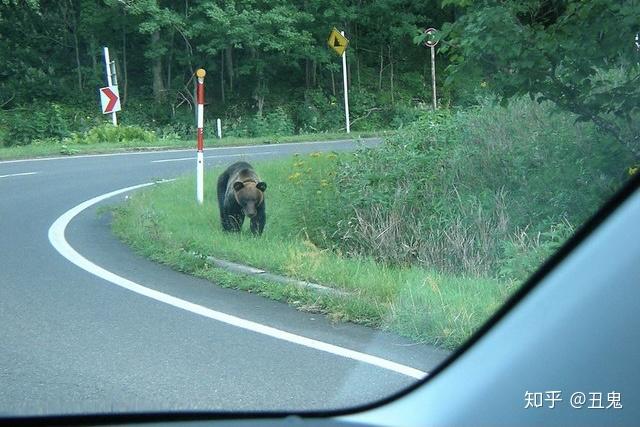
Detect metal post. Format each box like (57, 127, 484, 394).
(102, 47, 118, 126)
(341, 31, 350, 133)
(196, 69, 206, 205)
(430, 45, 437, 110)
(217, 118, 222, 139)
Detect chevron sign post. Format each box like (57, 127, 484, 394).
(101, 47, 120, 125)
(99, 86, 121, 115)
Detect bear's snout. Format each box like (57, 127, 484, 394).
(244, 205, 258, 218)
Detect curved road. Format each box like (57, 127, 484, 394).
(0, 140, 448, 416)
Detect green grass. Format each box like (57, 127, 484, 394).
(110, 155, 516, 350)
(0, 131, 390, 161)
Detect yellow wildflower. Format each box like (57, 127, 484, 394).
(288, 172, 302, 181)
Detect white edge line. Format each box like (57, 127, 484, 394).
(0, 171, 38, 179)
(47, 181, 427, 381)
(1, 138, 379, 165)
(151, 151, 277, 163)
(0, 148, 193, 164)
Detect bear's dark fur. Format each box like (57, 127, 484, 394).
(217, 161, 267, 235)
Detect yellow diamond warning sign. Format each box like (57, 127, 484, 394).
(327, 28, 349, 56)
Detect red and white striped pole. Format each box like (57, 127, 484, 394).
(195, 68, 206, 205)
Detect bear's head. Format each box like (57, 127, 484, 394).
(233, 180, 267, 218)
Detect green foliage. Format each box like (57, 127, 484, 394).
(289, 98, 634, 278)
(252, 107, 295, 137)
(3, 0, 638, 158)
(1, 103, 74, 146)
(65, 124, 157, 145)
(293, 89, 341, 133)
(287, 151, 342, 247)
(499, 220, 575, 282)
(224, 107, 295, 138)
(387, 103, 429, 129)
(1, 0, 450, 144)
(439, 0, 640, 152)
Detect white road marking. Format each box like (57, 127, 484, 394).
(0, 171, 38, 179)
(0, 149, 193, 164)
(47, 182, 427, 380)
(151, 151, 277, 163)
(0, 138, 375, 165)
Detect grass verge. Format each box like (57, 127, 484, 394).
(110, 155, 516, 350)
(0, 131, 390, 161)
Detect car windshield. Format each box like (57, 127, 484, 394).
(1, 0, 637, 418)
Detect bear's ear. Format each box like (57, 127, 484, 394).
(233, 181, 245, 191)
(257, 181, 267, 192)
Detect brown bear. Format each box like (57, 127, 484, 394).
(217, 161, 267, 235)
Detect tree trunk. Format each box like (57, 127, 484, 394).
(331, 69, 336, 97)
(424, 55, 428, 89)
(220, 50, 225, 104)
(89, 37, 97, 78)
(115, 54, 124, 104)
(225, 46, 234, 92)
(166, 30, 174, 91)
(388, 44, 394, 104)
(255, 78, 265, 117)
(311, 60, 317, 87)
(347, 39, 352, 88)
(63, 0, 82, 91)
(305, 59, 310, 90)
(73, 29, 82, 91)
(355, 19, 360, 90)
(356, 52, 361, 90)
(378, 45, 384, 92)
(151, 31, 165, 103)
(122, 25, 128, 105)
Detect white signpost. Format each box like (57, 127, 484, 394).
(423, 28, 439, 110)
(328, 28, 350, 133)
(102, 47, 119, 125)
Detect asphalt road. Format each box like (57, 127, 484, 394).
(0, 139, 449, 416)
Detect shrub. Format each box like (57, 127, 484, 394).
(0, 100, 106, 146)
(293, 89, 341, 133)
(251, 107, 295, 137)
(287, 151, 343, 247)
(65, 124, 157, 145)
(498, 220, 575, 281)
(287, 97, 634, 279)
(1, 103, 70, 146)
(388, 104, 428, 129)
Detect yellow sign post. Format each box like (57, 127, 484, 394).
(327, 28, 349, 56)
(327, 28, 351, 133)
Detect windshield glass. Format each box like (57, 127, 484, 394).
(1, 0, 637, 417)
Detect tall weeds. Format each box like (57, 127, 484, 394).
(289, 97, 635, 279)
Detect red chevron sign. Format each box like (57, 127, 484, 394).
(99, 86, 121, 114)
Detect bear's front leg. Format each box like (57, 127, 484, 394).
(223, 212, 244, 232)
(250, 210, 266, 235)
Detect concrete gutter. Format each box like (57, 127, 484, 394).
(204, 256, 351, 297)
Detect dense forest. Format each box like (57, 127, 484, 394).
(0, 0, 639, 151)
